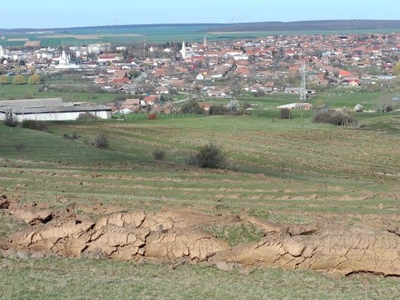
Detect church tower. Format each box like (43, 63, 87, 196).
(60, 50, 70, 65)
(180, 40, 186, 59)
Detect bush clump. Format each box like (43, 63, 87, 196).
(186, 143, 227, 169)
(85, 133, 109, 149)
(21, 120, 48, 131)
(312, 109, 357, 126)
(209, 105, 230, 115)
(152, 149, 166, 161)
(209, 102, 244, 116)
(180, 100, 203, 114)
(375, 102, 393, 113)
(280, 108, 292, 119)
(63, 132, 80, 140)
(4, 113, 18, 127)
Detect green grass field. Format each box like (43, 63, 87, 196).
(2, 25, 400, 46)
(2, 259, 400, 300)
(2, 93, 400, 298)
(0, 83, 115, 103)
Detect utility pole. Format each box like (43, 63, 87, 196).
(300, 61, 307, 102)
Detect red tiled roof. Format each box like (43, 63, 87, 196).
(111, 78, 130, 84)
(143, 95, 158, 102)
(339, 70, 353, 77)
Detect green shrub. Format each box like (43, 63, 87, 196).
(186, 143, 227, 169)
(28, 73, 42, 85)
(375, 101, 394, 114)
(280, 108, 292, 119)
(0, 75, 10, 84)
(63, 132, 80, 140)
(85, 133, 109, 149)
(12, 74, 26, 85)
(312, 109, 357, 126)
(209, 103, 244, 116)
(152, 149, 166, 161)
(209, 105, 230, 115)
(180, 100, 203, 114)
(21, 120, 48, 131)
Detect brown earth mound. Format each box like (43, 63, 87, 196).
(1, 198, 400, 277)
(214, 228, 400, 276)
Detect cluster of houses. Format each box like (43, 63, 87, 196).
(1, 32, 400, 118)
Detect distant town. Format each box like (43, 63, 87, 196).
(1, 31, 400, 115)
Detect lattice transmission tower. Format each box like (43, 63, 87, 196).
(299, 61, 307, 102)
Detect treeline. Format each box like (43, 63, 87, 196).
(0, 74, 41, 85)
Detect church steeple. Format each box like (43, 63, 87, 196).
(60, 50, 70, 65)
(180, 40, 186, 59)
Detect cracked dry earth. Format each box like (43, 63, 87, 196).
(1, 195, 400, 277)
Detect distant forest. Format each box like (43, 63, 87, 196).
(205, 20, 400, 32)
(2, 20, 400, 35)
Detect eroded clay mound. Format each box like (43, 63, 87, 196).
(145, 229, 229, 261)
(2, 201, 231, 263)
(215, 228, 400, 276)
(2, 197, 400, 277)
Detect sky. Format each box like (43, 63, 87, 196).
(1, 0, 400, 29)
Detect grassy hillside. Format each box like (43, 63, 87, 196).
(2, 109, 400, 298)
(0, 83, 114, 103)
(2, 110, 400, 213)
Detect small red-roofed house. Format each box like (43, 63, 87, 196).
(143, 95, 158, 106)
(339, 70, 353, 78)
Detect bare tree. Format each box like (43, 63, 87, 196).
(375, 93, 394, 113)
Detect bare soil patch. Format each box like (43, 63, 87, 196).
(1, 195, 400, 277)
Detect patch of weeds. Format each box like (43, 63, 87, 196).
(247, 208, 270, 220)
(205, 223, 265, 246)
(63, 132, 81, 140)
(268, 213, 309, 225)
(84, 133, 109, 149)
(152, 149, 166, 161)
(21, 120, 48, 131)
(0, 211, 28, 239)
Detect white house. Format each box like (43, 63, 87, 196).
(232, 54, 249, 61)
(97, 54, 124, 63)
(0, 46, 7, 58)
(277, 103, 312, 110)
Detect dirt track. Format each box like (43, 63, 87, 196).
(1, 195, 400, 277)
